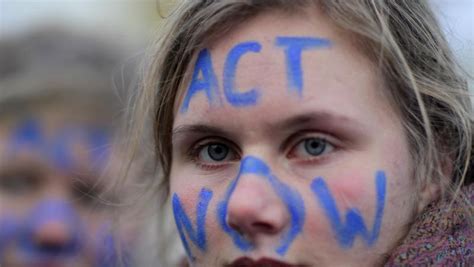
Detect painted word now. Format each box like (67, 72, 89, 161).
(172, 156, 386, 261)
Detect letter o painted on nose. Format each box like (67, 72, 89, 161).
(217, 156, 305, 256)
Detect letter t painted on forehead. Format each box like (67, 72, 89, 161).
(275, 37, 332, 95)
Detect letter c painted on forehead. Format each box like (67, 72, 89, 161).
(223, 41, 262, 107)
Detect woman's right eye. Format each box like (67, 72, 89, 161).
(192, 142, 239, 167)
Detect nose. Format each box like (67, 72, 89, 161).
(33, 220, 76, 254)
(226, 156, 290, 242)
(22, 199, 82, 256)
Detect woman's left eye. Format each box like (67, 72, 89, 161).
(289, 137, 334, 159)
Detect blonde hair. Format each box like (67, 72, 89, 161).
(127, 0, 473, 264)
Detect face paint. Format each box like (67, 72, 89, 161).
(223, 41, 262, 107)
(180, 49, 221, 113)
(6, 118, 110, 172)
(18, 199, 84, 259)
(7, 118, 44, 157)
(172, 188, 213, 261)
(0, 213, 19, 256)
(170, 157, 387, 260)
(1, 120, 126, 265)
(310, 171, 386, 248)
(217, 156, 305, 256)
(275, 37, 332, 95)
(0, 202, 128, 266)
(171, 11, 417, 264)
(95, 223, 131, 267)
(180, 36, 332, 112)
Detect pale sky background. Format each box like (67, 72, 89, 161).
(0, 0, 473, 87)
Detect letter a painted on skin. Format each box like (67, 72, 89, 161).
(181, 49, 220, 113)
(310, 171, 386, 248)
(172, 188, 213, 261)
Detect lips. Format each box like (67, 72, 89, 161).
(227, 257, 304, 267)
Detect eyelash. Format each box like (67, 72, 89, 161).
(286, 133, 336, 164)
(187, 132, 338, 170)
(187, 138, 240, 170)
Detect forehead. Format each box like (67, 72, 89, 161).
(174, 9, 392, 130)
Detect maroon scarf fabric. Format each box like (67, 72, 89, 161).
(385, 184, 473, 266)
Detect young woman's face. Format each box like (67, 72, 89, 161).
(0, 112, 130, 266)
(170, 9, 420, 266)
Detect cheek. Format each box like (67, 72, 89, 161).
(303, 175, 370, 228)
(170, 174, 205, 205)
(317, 171, 376, 209)
(327, 178, 369, 207)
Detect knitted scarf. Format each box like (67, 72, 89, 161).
(385, 184, 474, 266)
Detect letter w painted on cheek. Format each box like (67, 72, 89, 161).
(217, 156, 305, 256)
(310, 171, 386, 248)
(172, 188, 213, 261)
(275, 37, 332, 96)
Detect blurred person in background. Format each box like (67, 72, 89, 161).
(0, 27, 137, 267)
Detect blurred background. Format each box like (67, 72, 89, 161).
(1, 0, 473, 89)
(0, 1, 164, 266)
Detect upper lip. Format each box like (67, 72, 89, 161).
(226, 257, 305, 267)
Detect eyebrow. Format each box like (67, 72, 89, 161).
(172, 124, 236, 141)
(274, 111, 365, 131)
(172, 111, 365, 142)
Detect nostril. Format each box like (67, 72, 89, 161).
(34, 222, 70, 244)
(228, 219, 276, 236)
(36, 240, 68, 255)
(251, 222, 276, 234)
(228, 221, 245, 236)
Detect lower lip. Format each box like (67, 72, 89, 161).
(227, 257, 303, 267)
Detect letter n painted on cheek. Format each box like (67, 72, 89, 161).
(180, 49, 220, 113)
(172, 188, 213, 261)
(310, 171, 386, 248)
(275, 37, 331, 95)
(223, 41, 261, 106)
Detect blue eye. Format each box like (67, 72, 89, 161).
(304, 138, 326, 156)
(291, 137, 334, 158)
(198, 143, 233, 162)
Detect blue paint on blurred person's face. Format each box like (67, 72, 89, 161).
(0, 117, 130, 266)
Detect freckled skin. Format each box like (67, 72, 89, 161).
(170, 8, 421, 267)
